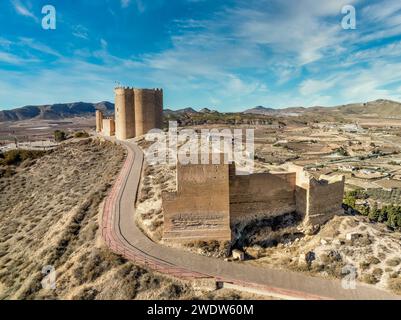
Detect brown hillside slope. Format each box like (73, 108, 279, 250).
(0, 139, 261, 300)
(304, 99, 401, 118)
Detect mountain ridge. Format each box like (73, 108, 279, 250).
(243, 99, 401, 118)
(0, 101, 114, 122)
(1, 99, 401, 122)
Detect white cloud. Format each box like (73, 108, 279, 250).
(297, 59, 401, 106)
(350, 41, 401, 63)
(121, 0, 131, 8)
(361, 0, 401, 23)
(0, 52, 24, 65)
(11, 0, 38, 22)
(121, 0, 145, 13)
(228, 0, 357, 65)
(225, 75, 267, 96)
(4, 0, 401, 110)
(72, 25, 89, 40)
(19, 37, 61, 57)
(0, 38, 12, 49)
(351, 0, 401, 42)
(136, 0, 145, 13)
(299, 79, 335, 96)
(100, 39, 108, 50)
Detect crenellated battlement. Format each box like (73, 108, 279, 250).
(111, 86, 164, 140)
(114, 87, 134, 95)
(115, 87, 163, 93)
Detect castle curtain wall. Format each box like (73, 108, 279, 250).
(229, 172, 297, 226)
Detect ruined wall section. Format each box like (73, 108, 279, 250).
(102, 118, 115, 137)
(95, 110, 103, 133)
(288, 164, 309, 218)
(295, 185, 308, 218)
(161, 160, 344, 243)
(115, 87, 135, 140)
(162, 158, 231, 242)
(229, 172, 296, 226)
(305, 175, 345, 227)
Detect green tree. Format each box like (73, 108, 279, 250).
(359, 205, 370, 216)
(378, 206, 389, 223)
(368, 203, 380, 222)
(396, 209, 401, 228)
(74, 131, 89, 138)
(337, 147, 349, 156)
(54, 130, 67, 142)
(343, 191, 356, 209)
(386, 205, 399, 228)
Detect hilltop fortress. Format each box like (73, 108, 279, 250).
(162, 160, 345, 242)
(96, 87, 345, 244)
(96, 87, 163, 139)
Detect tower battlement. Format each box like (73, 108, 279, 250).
(112, 86, 164, 140)
(115, 87, 134, 95)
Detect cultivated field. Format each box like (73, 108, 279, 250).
(134, 121, 401, 296)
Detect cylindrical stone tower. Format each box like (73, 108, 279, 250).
(95, 110, 103, 133)
(134, 88, 163, 137)
(115, 87, 135, 140)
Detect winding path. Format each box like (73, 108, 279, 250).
(101, 138, 400, 300)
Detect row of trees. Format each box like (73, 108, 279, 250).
(163, 112, 280, 127)
(54, 130, 89, 142)
(344, 190, 401, 228)
(0, 149, 47, 166)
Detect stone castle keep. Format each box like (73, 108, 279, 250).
(96, 87, 163, 138)
(162, 158, 345, 242)
(96, 87, 345, 244)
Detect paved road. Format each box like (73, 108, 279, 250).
(101, 138, 400, 300)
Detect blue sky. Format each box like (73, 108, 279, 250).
(1, 0, 401, 111)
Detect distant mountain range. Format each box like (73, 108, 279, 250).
(163, 107, 219, 115)
(243, 105, 306, 115)
(243, 99, 401, 118)
(0, 101, 114, 122)
(163, 107, 198, 115)
(1, 99, 401, 122)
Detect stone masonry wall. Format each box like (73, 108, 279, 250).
(229, 172, 296, 226)
(102, 119, 115, 137)
(113, 87, 163, 140)
(162, 159, 231, 242)
(304, 175, 345, 227)
(134, 89, 163, 137)
(161, 159, 345, 243)
(115, 88, 136, 140)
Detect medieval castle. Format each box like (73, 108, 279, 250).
(162, 159, 345, 242)
(97, 87, 345, 243)
(96, 87, 163, 139)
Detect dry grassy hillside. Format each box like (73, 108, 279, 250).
(0, 139, 261, 300)
(245, 215, 401, 295)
